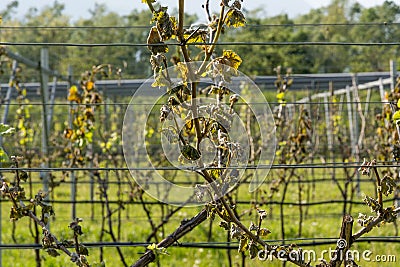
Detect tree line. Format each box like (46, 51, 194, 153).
(1, 0, 399, 82)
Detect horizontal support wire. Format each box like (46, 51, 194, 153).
(0, 162, 396, 172)
(1, 41, 400, 47)
(0, 198, 394, 206)
(1, 236, 399, 250)
(1, 22, 399, 30)
(0, 101, 391, 106)
(19, 177, 379, 185)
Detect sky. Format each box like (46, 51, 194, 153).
(3, 0, 393, 22)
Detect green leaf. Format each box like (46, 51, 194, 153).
(210, 169, 222, 179)
(0, 146, 9, 164)
(45, 248, 61, 257)
(19, 171, 28, 182)
(230, 224, 243, 239)
(42, 203, 55, 217)
(249, 241, 259, 259)
(85, 130, 93, 143)
(259, 228, 271, 237)
(147, 243, 168, 255)
(219, 221, 230, 231)
(10, 206, 24, 221)
(238, 237, 249, 253)
(278, 141, 287, 146)
(381, 175, 397, 196)
(147, 243, 157, 251)
(79, 244, 89, 256)
(181, 145, 201, 160)
(0, 123, 15, 136)
(392, 110, 400, 121)
(363, 195, 381, 213)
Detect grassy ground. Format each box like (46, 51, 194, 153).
(0, 165, 398, 267)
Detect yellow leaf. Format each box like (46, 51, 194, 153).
(147, 26, 168, 54)
(222, 50, 242, 70)
(68, 85, 81, 103)
(376, 127, 383, 138)
(276, 92, 285, 100)
(86, 81, 94, 91)
(147, 243, 157, 251)
(259, 228, 271, 237)
(175, 62, 188, 82)
(64, 128, 74, 139)
(184, 29, 206, 44)
(225, 8, 246, 28)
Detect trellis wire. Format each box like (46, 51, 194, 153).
(2, 41, 400, 47)
(2, 22, 400, 30)
(0, 236, 399, 250)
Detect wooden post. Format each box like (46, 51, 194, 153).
(329, 214, 354, 267)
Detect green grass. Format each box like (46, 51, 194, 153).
(0, 165, 398, 267)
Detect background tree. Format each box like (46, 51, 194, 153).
(1, 0, 399, 80)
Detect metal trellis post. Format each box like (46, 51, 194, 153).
(47, 76, 58, 131)
(0, 60, 17, 144)
(0, 59, 17, 267)
(39, 48, 50, 213)
(68, 65, 77, 220)
(390, 60, 397, 92)
(346, 86, 355, 157)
